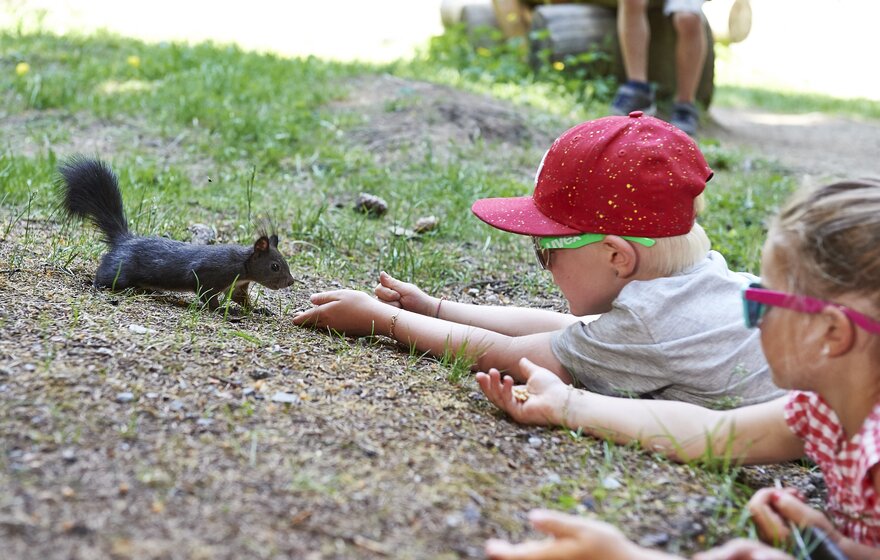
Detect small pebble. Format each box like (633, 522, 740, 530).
(353, 192, 388, 217)
(271, 392, 301, 405)
(116, 392, 135, 403)
(601, 476, 621, 490)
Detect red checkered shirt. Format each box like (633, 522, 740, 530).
(785, 391, 880, 546)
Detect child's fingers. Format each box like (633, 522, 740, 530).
(374, 283, 401, 303)
(528, 509, 594, 539)
(748, 495, 790, 543)
(485, 538, 556, 560)
(770, 492, 837, 536)
(476, 370, 504, 405)
(292, 306, 323, 327)
(692, 538, 793, 560)
(379, 270, 400, 289)
(308, 291, 342, 305)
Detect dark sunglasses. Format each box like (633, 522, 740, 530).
(532, 233, 655, 270)
(532, 237, 552, 270)
(741, 282, 880, 334)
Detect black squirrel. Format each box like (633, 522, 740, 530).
(58, 156, 294, 310)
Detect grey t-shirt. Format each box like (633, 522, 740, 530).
(551, 251, 784, 408)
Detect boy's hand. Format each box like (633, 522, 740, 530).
(293, 289, 388, 337)
(747, 487, 840, 546)
(692, 539, 794, 560)
(485, 509, 641, 560)
(476, 358, 570, 426)
(374, 271, 436, 316)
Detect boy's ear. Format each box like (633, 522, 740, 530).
(602, 235, 638, 279)
(254, 236, 270, 253)
(822, 305, 856, 357)
(269, 234, 279, 248)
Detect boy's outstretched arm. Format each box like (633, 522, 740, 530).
(293, 289, 573, 383)
(375, 272, 588, 336)
(478, 358, 805, 465)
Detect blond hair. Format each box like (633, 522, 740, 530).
(638, 193, 711, 278)
(638, 221, 711, 277)
(767, 179, 880, 310)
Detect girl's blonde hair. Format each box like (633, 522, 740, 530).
(768, 179, 880, 309)
(640, 194, 711, 277)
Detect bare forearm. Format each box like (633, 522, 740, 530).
(436, 299, 586, 335)
(560, 392, 793, 464)
(389, 310, 571, 382)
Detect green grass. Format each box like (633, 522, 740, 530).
(715, 84, 880, 121)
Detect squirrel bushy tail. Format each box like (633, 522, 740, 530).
(58, 157, 129, 245)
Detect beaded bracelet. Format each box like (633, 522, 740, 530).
(434, 296, 446, 318)
(389, 313, 399, 339)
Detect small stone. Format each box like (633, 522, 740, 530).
(638, 533, 670, 547)
(196, 418, 213, 427)
(413, 215, 440, 233)
(545, 472, 562, 484)
(389, 225, 416, 238)
(145, 392, 159, 399)
(353, 192, 388, 217)
(116, 392, 135, 403)
(168, 400, 185, 411)
(61, 448, 77, 463)
(23, 363, 36, 372)
(527, 436, 542, 447)
(242, 388, 255, 397)
(601, 476, 621, 490)
(249, 369, 271, 380)
(188, 223, 216, 245)
(128, 324, 154, 335)
(271, 392, 301, 405)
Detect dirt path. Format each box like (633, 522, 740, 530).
(709, 107, 880, 182)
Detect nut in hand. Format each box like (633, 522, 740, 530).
(512, 386, 530, 402)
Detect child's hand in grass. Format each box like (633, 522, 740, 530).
(293, 289, 388, 337)
(747, 487, 839, 548)
(486, 509, 644, 560)
(374, 271, 437, 316)
(476, 358, 570, 426)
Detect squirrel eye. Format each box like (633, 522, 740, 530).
(271, 263, 280, 272)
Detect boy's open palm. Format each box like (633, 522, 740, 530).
(293, 289, 387, 337)
(374, 271, 435, 316)
(476, 358, 570, 426)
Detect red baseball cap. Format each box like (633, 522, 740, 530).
(471, 112, 713, 237)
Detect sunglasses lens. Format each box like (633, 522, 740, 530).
(532, 238, 550, 269)
(742, 299, 764, 328)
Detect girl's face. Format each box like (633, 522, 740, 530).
(549, 243, 621, 316)
(758, 242, 826, 391)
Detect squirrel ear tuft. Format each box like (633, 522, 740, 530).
(269, 234, 279, 248)
(254, 236, 270, 252)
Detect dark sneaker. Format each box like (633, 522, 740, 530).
(610, 83, 656, 116)
(670, 102, 700, 136)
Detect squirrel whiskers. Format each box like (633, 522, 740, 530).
(58, 156, 294, 310)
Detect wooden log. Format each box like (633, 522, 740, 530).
(491, 0, 531, 37)
(702, 0, 751, 44)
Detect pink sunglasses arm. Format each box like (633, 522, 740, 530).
(744, 288, 880, 335)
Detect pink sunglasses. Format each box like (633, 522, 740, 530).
(742, 282, 880, 335)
